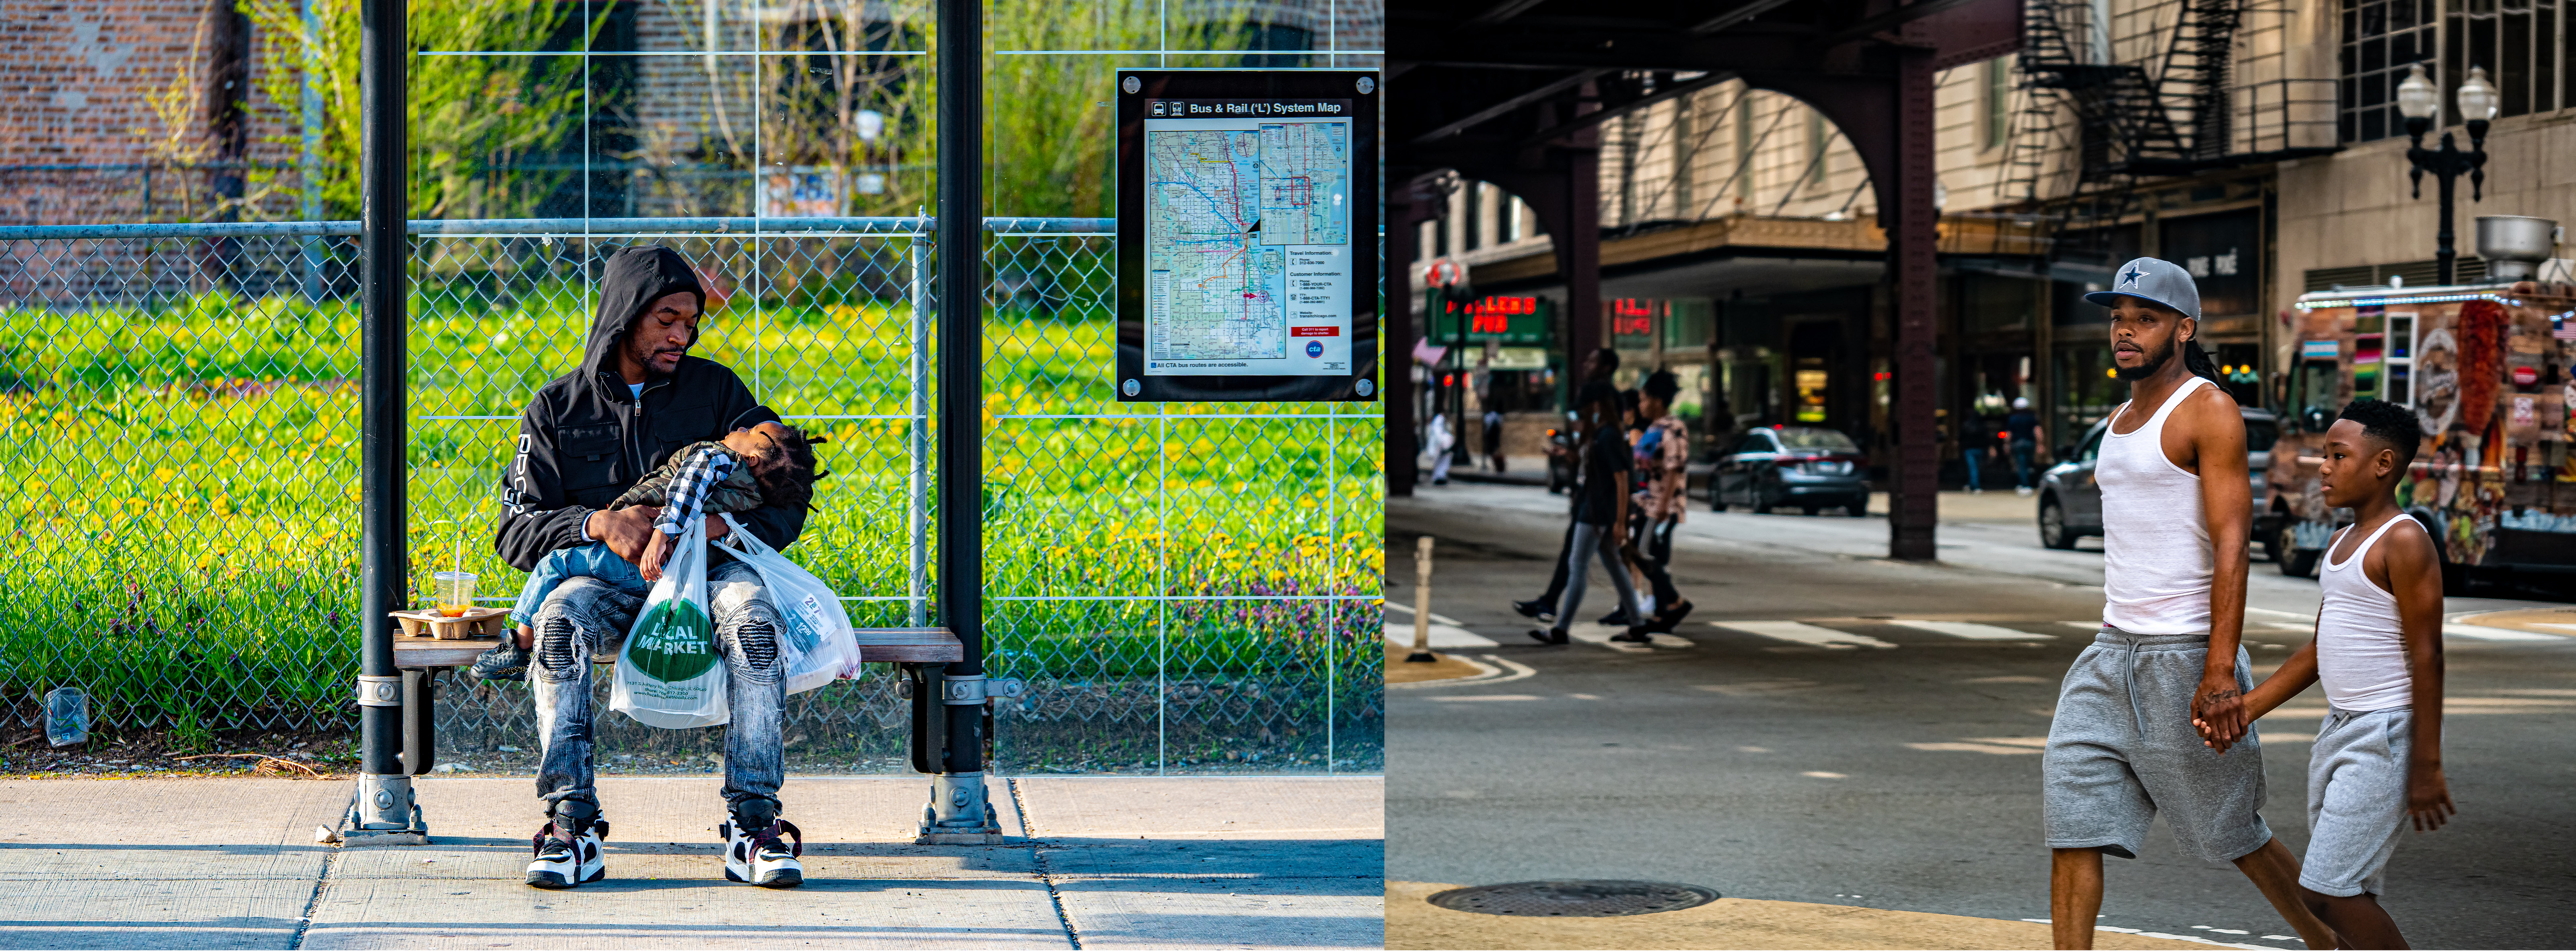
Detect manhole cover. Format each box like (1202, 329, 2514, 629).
(1427, 880, 1719, 917)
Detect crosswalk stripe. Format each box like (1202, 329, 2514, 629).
(1381, 623, 1499, 648)
(2442, 623, 2564, 642)
(1708, 621, 1897, 650)
(1384, 603, 1465, 626)
(1889, 620, 2054, 642)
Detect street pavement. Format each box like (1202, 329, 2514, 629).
(0, 775, 1382, 949)
(1385, 482, 2576, 950)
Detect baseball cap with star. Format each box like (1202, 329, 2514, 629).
(2084, 257, 2200, 320)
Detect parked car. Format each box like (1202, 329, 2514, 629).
(2037, 405, 2278, 551)
(1698, 425, 1871, 516)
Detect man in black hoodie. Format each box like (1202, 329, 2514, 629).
(489, 245, 810, 889)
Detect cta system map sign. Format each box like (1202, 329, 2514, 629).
(1116, 70, 1380, 402)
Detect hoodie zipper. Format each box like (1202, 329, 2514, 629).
(626, 376, 671, 482)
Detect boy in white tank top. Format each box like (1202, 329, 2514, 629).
(2204, 399, 2452, 949)
(2039, 258, 2335, 950)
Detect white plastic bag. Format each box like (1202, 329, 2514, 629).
(611, 516, 730, 728)
(716, 513, 859, 695)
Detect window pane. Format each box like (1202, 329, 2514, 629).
(2362, 68, 2389, 105)
(2364, 1, 2390, 34)
(2541, 8, 2558, 111)
(2364, 35, 2388, 71)
(2505, 10, 2533, 116)
(2363, 106, 2387, 140)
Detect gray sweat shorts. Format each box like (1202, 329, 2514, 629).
(2301, 706, 2416, 897)
(2043, 627, 2273, 863)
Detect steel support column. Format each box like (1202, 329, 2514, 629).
(1558, 84, 1604, 382)
(921, 0, 999, 844)
(352, 0, 420, 839)
(1386, 185, 1430, 497)
(1886, 46, 1939, 561)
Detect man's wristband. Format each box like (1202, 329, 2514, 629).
(574, 507, 597, 543)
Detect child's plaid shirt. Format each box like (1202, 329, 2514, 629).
(652, 446, 739, 535)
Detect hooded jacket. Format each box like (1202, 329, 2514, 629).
(493, 245, 801, 571)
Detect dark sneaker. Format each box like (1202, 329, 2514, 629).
(1596, 609, 1632, 627)
(1511, 599, 1557, 623)
(1527, 628, 1569, 646)
(470, 640, 529, 682)
(1644, 600, 1696, 633)
(722, 819, 804, 888)
(1609, 629, 1653, 644)
(526, 818, 607, 888)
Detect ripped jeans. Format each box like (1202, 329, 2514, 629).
(529, 559, 787, 819)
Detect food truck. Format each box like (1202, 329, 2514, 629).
(2265, 273, 2576, 587)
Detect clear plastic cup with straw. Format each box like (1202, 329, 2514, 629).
(427, 519, 473, 616)
(433, 571, 477, 617)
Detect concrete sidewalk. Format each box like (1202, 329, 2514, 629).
(0, 775, 1382, 950)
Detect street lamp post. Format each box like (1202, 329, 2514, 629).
(2397, 63, 2497, 286)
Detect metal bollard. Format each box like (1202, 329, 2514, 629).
(1407, 536, 1437, 663)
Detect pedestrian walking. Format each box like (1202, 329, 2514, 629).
(2006, 396, 2046, 495)
(2211, 399, 2450, 951)
(1627, 371, 1694, 632)
(2040, 257, 2334, 950)
(1529, 381, 1648, 646)
(1482, 406, 1506, 472)
(1515, 348, 1621, 624)
(1961, 409, 1993, 493)
(1426, 410, 1455, 485)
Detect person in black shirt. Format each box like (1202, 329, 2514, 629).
(2005, 396, 2047, 495)
(1514, 349, 1620, 623)
(1530, 382, 1650, 646)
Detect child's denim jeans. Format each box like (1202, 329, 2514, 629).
(508, 542, 648, 627)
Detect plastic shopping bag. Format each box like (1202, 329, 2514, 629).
(716, 513, 859, 695)
(610, 516, 730, 728)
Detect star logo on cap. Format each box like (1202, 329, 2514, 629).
(2121, 266, 2143, 287)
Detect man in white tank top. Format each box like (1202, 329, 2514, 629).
(2039, 258, 2335, 950)
(2210, 399, 2450, 950)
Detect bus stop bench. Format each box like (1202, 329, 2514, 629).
(391, 627, 964, 668)
(384, 629, 964, 776)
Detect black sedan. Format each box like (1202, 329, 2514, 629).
(1694, 426, 1872, 516)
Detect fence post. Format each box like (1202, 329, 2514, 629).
(909, 241, 930, 628)
(350, 0, 423, 842)
(298, 0, 324, 300)
(919, 0, 1000, 845)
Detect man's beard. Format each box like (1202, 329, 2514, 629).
(2114, 337, 2176, 381)
(630, 342, 683, 379)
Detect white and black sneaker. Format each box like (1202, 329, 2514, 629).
(525, 819, 607, 889)
(720, 818, 804, 888)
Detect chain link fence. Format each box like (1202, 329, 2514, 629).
(0, 217, 1382, 774)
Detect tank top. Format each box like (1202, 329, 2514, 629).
(2100, 375, 2215, 635)
(2316, 516, 2418, 712)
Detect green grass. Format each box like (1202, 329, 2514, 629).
(0, 262, 1384, 739)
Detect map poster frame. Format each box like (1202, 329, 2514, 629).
(1115, 68, 1380, 403)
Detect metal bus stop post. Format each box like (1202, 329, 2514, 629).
(917, 0, 1002, 846)
(347, 0, 425, 845)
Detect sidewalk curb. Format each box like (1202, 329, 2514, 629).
(1385, 881, 2214, 951)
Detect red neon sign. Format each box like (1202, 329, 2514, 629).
(1463, 296, 1536, 334)
(1611, 298, 1654, 336)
